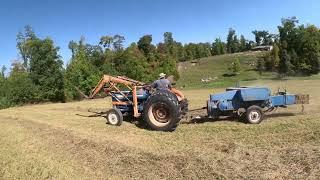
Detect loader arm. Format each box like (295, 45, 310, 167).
(88, 75, 185, 102)
(89, 75, 144, 99)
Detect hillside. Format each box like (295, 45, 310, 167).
(1, 79, 320, 179)
(176, 51, 320, 89)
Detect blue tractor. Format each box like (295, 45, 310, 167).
(206, 87, 308, 123)
(87, 75, 188, 132)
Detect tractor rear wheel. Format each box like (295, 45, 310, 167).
(143, 90, 181, 132)
(246, 105, 264, 124)
(106, 108, 123, 126)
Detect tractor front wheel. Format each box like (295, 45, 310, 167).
(246, 105, 264, 124)
(143, 90, 181, 132)
(106, 108, 123, 126)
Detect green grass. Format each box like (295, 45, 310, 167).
(176, 52, 320, 89)
(1, 79, 320, 179)
(1, 52, 320, 179)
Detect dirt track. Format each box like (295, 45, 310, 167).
(1, 79, 320, 179)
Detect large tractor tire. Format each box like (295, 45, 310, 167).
(143, 90, 181, 132)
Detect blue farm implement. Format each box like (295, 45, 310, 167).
(206, 87, 309, 123)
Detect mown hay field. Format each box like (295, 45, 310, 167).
(0, 79, 320, 179)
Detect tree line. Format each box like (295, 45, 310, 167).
(0, 17, 319, 109)
(258, 17, 320, 76)
(0, 25, 253, 108)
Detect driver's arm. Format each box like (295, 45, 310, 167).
(151, 80, 157, 89)
(167, 80, 172, 90)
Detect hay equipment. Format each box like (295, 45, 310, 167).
(205, 86, 309, 123)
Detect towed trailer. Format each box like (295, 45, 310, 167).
(206, 87, 309, 123)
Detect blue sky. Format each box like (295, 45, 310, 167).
(1, 0, 320, 69)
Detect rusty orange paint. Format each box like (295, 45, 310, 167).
(171, 88, 185, 101)
(132, 86, 140, 117)
(112, 101, 130, 106)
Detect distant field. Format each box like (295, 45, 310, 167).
(177, 52, 320, 89)
(1, 79, 320, 179)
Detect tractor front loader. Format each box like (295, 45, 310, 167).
(86, 75, 188, 132)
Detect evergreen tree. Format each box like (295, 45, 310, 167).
(227, 28, 236, 53)
(112, 35, 125, 52)
(1, 65, 6, 77)
(164, 32, 174, 47)
(257, 58, 264, 75)
(233, 35, 240, 53)
(279, 49, 292, 75)
(240, 35, 247, 52)
(270, 43, 280, 70)
(137, 35, 154, 57)
(229, 58, 241, 74)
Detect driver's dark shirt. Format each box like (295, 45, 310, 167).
(151, 79, 172, 90)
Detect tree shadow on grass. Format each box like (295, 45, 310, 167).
(181, 116, 242, 124)
(264, 112, 296, 118)
(222, 73, 237, 77)
(104, 112, 298, 130)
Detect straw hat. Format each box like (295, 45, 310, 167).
(159, 73, 166, 78)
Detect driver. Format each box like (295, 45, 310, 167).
(151, 73, 172, 90)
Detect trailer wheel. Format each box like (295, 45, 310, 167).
(106, 108, 123, 126)
(143, 90, 180, 132)
(246, 105, 264, 124)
